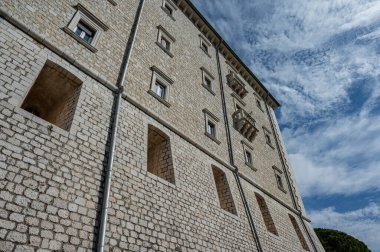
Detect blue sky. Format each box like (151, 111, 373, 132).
(192, 0, 380, 250)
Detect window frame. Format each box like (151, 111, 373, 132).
(273, 166, 287, 193)
(241, 140, 256, 171)
(161, 0, 177, 20)
(199, 34, 212, 57)
(156, 25, 175, 58)
(63, 4, 109, 52)
(148, 66, 174, 107)
(201, 67, 215, 95)
(263, 127, 275, 149)
(203, 109, 220, 144)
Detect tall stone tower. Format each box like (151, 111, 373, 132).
(0, 0, 324, 251)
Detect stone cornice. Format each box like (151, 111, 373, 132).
(173, 0, 280, 109)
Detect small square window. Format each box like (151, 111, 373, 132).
(199, 35, 211, 57)
(156, 25, 175, 57)
(148, 66, 173, 107)
(203, 109, 220, 144)
(154, 81, 166, 99)
(63, 4, 109, 52)
(161, 0, 176, 19)
(201, 67, 215, 95)
(74, 21, 95, 44)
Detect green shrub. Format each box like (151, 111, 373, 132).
(314, 228, 371, 252)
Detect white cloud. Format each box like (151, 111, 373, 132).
(285, 110, 380, 197)
(309, 203, 380, 251)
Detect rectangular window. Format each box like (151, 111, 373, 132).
(164, 3, 173, 15)
(201, 67, 215, 95)
(212, 166, 237, 215)
(273, 166, 286, 193)
(289, 214, 310, 251)
(21, 60, 82, 131)
(201, 41, 208, 53)
(74, 21, 95, 43)
(161, 0, 176, 19)
(161, 37, 170, 50)
(203, 109, 220, 144)
(257, 99, 263, 110)
(207, 121, 216, 137)
(263, 127, 275, 149)
(245, 150, 253, 165)
(63, 4, 109, 52)
(199, 35, 211, 57)
(154, 81, 166, 99)
(205, 76, 212, 89)
(156, 25, 175, 57)
(148, 66, 173, 107)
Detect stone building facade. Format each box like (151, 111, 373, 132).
(0, 0, 325, 251)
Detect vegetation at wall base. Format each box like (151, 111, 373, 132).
(314, 228, 371, 252)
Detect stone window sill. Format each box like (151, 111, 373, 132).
(245, 162, 257, 171)
(147, 90, 171, 107)
(202, 83, 216, 96)
(204, 132, 221, 145)
(155, 42, 174, 58)
(200, 46, 212, 58)
(63, 27, 98, 53)
(161, 7, 176, 21)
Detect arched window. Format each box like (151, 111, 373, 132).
(255, 193, 278, 235)
(211, 166, 237, 215)
(21, 60, 82, 130)
(147, 125, 175, 184)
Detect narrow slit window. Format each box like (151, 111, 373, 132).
(21, 60, 82, 131)
(289, 214, 310, 251)
(147, 125, 175, 184)
(211, 166, 237, 215)
(255, 193, 278, 235)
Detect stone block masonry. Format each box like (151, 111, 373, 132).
(0, 0, 325, 251)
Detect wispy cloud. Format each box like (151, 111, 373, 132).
(309, 203, 380, 251)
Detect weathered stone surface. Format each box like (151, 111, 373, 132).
(0, 0, 324, 251)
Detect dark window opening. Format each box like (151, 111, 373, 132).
(201, 42, 208, 53)
(21, 60, 82, 131)
(289, 214, 310, 251)
(161, 37, 170, 51)
(164, 3, 173, 15)
(245, 150, 253, 165)
(212, 166, 237, 215)
(255, 193, 278, 235)
(147, 125, 175, 184)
